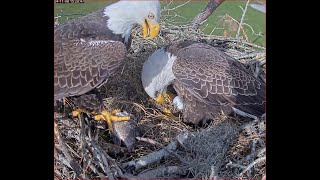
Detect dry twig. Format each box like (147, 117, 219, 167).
(90, 141, 115, 179)
(238, 156, 266, 177)
(236, 0, 251, 39)
(122, 132, 189, 172)
(137, 166, 187, 178)
(136, 137, 164, 148)
(54, 121, 82, 177)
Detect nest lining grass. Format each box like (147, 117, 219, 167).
(54, 21, 266, 179)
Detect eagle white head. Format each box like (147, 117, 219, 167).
(141, 48, 176, 98)
(104, 0, 161, 40)
(141, 48, 183, 110)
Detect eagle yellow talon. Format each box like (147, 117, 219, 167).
(94, 110, 130, 132)
(94, 114, 104, 121)
(111, 109, 121, 115)
(72, 109, 83, 117)
(163, 108, 172, 114)
(162, 108, 180, 121)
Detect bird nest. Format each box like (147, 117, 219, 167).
(54, 22, 266, 179)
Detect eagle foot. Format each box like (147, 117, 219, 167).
(162, 108, 180, 121)
(72, 109, 84, 117)
(94, 110, 130, 132)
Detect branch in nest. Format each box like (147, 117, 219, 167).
(161, 28, 182, 35)
(89, 163, 106, 178)
(226, 161, 247, 169)
(191, 0, 225, 29)
(54, 121, 82, 178)
(78, 113, 88, 178)
(136, 137, 164, 148)
(122, 132, 190, 172)
(122, 142, 178, 172)
(201, 35, 266, 50)
(209, 165, 218, 179)
(238, 156, 266, 177)
(137, 166, 187, 178)
(236, 52, 265, 60)
(232, 142, 265, 177)
(101, 142, 129, 155)
(90, 141, 115, 179)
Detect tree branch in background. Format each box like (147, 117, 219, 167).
(191, 0, 225, 29)
(236, 0, 251, 39)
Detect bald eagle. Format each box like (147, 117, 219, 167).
(142, 41, 265, 125)
(54, 0, 161, 129)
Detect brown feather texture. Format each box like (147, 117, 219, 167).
(169, 42, 265, 124)
(54, 10, 128, 110)
(142, 41, 265, 125)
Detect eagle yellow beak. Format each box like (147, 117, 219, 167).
(154, 92, 178, 116)
(154, 93, 166, 103)
(154, 92, 176, 104)
(143, 19, 160, 39)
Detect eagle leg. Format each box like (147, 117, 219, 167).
(94, 109, 130, 132)
(72, 109, 84, 117)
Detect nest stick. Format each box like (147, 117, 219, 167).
(54, 121, 82, 177)
(122, 133, 189, 172)
(78, 113, 88, 178)
(136, 137, 164, 148)
(137, 166, 187, 178)
(122, 141, 179, 172)
(91, 141, 115, 179)
(209, 165, 218, 179)
(226, 161, 247, 169)
(238, 156, 266, 177)
(89, 163, 106, 178)
(101, 148, 125, 178)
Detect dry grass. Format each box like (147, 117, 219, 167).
(54, 13, 266, 179)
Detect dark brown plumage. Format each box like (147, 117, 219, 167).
(54, 9, 129, 111)
(142, 41, 265, 125)
(169, 42, 265, 124)
(55, 1, 161, 152)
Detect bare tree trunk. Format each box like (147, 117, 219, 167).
(191, 0, 225, 29)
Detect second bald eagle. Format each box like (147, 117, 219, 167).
(142, 41, 265, 125)
(54, 0, 161, 128)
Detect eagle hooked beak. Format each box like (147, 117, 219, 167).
(154, 91, 179, 117)
(143, 19, 160, 39)
(154, 92, 176, 104)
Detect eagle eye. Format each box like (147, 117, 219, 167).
(148, 13, 155, 19)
